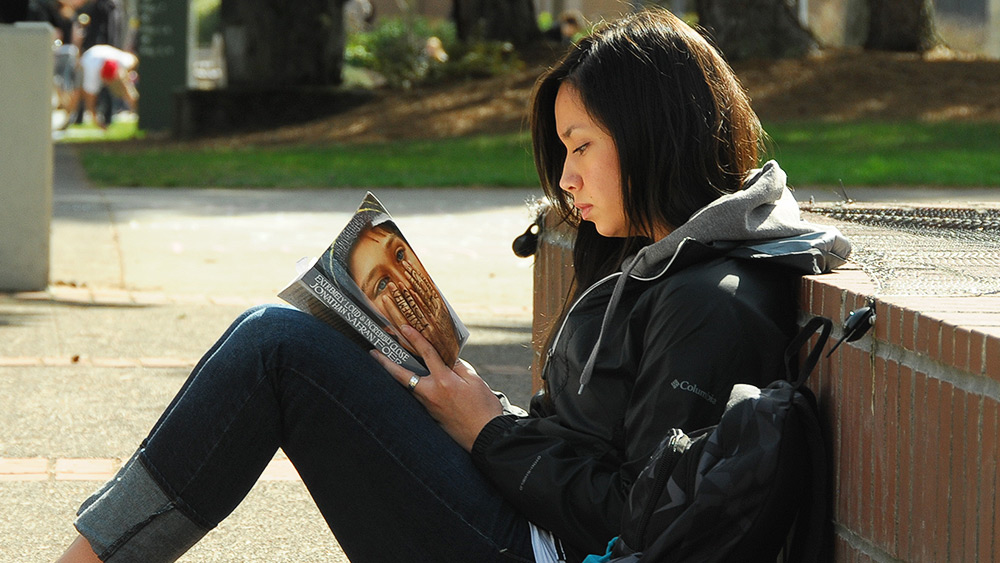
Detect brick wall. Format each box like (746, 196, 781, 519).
(802, 267, 1000, 562)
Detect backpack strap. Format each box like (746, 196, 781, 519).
(784, 316, 833, 389)
(783, 316, 834, 563)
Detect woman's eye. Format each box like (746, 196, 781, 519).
(375, 277, 389, 295)
(395, 248, 406, 262)
(573, 143, 589, 155)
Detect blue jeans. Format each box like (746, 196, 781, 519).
(75, 305, 534, 562)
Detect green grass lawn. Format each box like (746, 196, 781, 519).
(78, 133, 539, 188)
(74, 121, 1000, 188)
(764, 121, 1000, 187)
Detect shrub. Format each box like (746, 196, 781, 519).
(346, 17, 522, 89)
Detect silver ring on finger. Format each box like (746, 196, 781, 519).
(407, 374, 420, 392)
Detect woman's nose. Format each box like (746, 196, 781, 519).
(559, 164, 580, 193)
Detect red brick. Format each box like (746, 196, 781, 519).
(874, 300, 890, 343)
(799, 276, 815, 313)
(871, 356, 888, 549)
(849, 291, 868, 313)
(844, 352, 861, 530)
(859, 349, 875, 540)
(934, 380, 955, 562)
(912, 374, 934, 560)
(986, 400, 1000, 562)
(949, 390, 968, 563)
(955, 328, 971, 372)
(916, 316, 942, 359)
(823, 283, 844, 324)
(940, 323, 956, 368)
(902, 309, 917, 351)
(963, 395, 982, 563)
(837, 352, 854, 528)
(849, 352, 864, 532)
(971, 330, 987, 376)
(987, 335, 1000, 382)
(897, 366, 914, 560)
(889, 303, 905, 349)
(811, 280, 826, 317)
(883, 361, 901, 556)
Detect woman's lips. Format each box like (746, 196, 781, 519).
(576, 203, 592, 220)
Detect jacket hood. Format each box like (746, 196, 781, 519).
(626, 160, 851, 278)
(575, 161, 851, 394)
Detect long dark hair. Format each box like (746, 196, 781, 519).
(530, 8, 764, 291)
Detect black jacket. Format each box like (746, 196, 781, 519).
(470, 162, 851, 560)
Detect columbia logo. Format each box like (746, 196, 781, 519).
(670, 379, 718, 405)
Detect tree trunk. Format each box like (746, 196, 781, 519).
(695, 0, 817, 60)
(452, 0, 541, 45)
(221, 0, 348, 87)
(865, 0, 937, 52)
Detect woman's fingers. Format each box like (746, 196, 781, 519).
(369, 347, 416, 388)
(398, 324, 450, 373)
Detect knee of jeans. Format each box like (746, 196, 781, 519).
(239, 304, 314, 339)
(234, 304, 349, 355)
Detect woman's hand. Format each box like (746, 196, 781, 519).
(370, 325, 503, 452)
(377, 281, 460, 367)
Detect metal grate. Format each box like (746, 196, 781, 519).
(801, 204, 1000, 297)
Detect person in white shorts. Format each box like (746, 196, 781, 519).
(69, 44, 138, 128)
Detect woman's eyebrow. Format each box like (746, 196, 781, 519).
(560, 124, 579, 140)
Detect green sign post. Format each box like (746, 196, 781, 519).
(136, 0, 188, 132)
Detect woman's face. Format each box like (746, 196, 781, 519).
(554, 82, 629, 238)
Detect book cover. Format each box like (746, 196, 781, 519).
(279, 192, 469, 376)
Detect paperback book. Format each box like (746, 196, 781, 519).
(279, 192, 469, 376)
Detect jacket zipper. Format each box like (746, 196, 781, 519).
(541, 238, 695, 379)
(541, 271, 620, 380)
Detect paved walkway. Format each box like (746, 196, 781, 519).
(0, 145, 542, 561)
(3, 145, 998, 561)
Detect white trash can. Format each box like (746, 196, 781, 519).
(0, 23, 53, 291)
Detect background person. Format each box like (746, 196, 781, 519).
(72, 0, 124, 125)
(55, 8, 849, 563)
(65, 44, 137, 129)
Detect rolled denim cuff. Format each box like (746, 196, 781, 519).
(75, 451, 210, 562)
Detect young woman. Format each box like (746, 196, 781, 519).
(57, 8, 849, 563)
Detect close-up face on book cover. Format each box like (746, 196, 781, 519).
(326, 193, 468, 367)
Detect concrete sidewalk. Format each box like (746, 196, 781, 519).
(1, 145, 542, 561)
(3, 145, 998, 561)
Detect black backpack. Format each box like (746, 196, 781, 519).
(593, 316, 833, 563)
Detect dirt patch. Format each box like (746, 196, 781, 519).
(155, 47, 1000, 148)
(736, 48, 1000, 123)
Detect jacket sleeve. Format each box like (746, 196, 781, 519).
(470, 275, 786, 555)
(471, 413, 627, 555)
